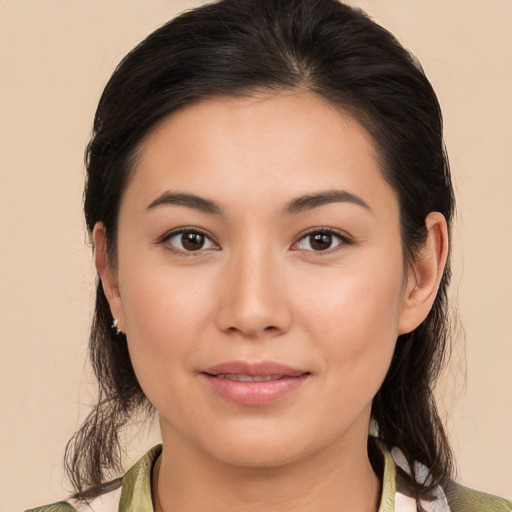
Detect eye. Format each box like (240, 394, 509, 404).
(294, 229, 349, 252)
(164, 229, 218, 253)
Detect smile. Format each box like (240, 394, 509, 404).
(202, 361, 310, 406)
(214, 374, 286, 382)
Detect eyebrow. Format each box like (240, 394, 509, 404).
(145, 189, 370, 216)
(146, 192, 224, 215)
(283, 189, 371, 215)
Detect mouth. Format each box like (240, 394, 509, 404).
(201, 361, 310, 406)
(212, 374, 293, 382)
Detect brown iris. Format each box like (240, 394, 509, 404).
(181, 231, 206, 251)
(309, 232, 333, 251)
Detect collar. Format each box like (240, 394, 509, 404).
(82, 442, 449, 511)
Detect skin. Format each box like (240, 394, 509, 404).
(94, 92, 448, 512)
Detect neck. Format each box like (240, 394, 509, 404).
(152, 433, 381, 512)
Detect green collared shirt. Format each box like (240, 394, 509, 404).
(26, 444, 512, 512)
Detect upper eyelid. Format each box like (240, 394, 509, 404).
(295, 227, 352, 243)
(160, 226, 215, 243)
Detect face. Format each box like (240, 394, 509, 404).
(101, 93, 419, 468)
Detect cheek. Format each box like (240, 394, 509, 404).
(296, 255, 405, 383)
(117, 261, 217, 388)
(119, 238, 215, 330)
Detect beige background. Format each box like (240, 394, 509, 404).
(1, 1, 510, 510)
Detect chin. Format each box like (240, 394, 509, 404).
(195, 423, 326, 470)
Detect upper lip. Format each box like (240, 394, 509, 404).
(203, 360, 308, 377)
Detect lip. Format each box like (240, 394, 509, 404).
(201, 360, 310, 406)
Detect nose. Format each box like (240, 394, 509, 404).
(215, 244, 292, 339)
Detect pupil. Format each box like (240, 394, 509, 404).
(311, 233, 332, 251)
(182, 232, 204, 251)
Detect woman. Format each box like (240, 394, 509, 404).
(26, 0, 512, 511)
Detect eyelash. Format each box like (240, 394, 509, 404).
(292, 227, 353, 254)
(158, 227, 353, 256)
(158, 227, 219, 257)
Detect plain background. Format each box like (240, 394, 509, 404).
(1, 1, 511, 510)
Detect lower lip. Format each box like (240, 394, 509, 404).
(202, 374, 309, 406)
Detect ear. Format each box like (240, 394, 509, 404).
(92, 222, 126, 334)
(398, 212, 449, 335)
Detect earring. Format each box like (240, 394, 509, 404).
(111, 318, 121, 335)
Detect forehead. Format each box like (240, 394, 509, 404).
(124, 92, 397, 218)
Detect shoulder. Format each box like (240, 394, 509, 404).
(446, 481, 512, 512)
(24, 502, 77, 512)
(24, 445, 160, 512)
(24, 486, 122, 512)
(386, 443, 511, 512)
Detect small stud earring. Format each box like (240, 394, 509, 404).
(111, 318, 121, 335)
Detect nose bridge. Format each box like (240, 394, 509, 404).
(216, 237, 291, 337)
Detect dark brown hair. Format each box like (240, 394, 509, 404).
(67, 0, 455, 508)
